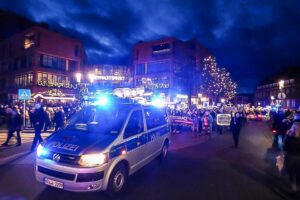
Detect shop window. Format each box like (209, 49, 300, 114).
(48, 74, 53, 83)
(37, 73, 42, 82)
(24, 32, 35, 49)
(42, 73, 48, 81)
(28, 74, 33, 85)
(52, 74, 57, 83)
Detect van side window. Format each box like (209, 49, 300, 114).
(145, 109, 166, 130)
(124, 110, 144, 138)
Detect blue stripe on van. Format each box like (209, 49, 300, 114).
(109, 126, 169, 159)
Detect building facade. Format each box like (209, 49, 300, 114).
(130, 37, 211, 101)
(254, 79, 300, 109)
(254, 68, 300, 109)
(0, 26, 86, 102)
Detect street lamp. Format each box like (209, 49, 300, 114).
(270, 96, 275, 105)
(88, 73, 95, 83)
(75, 73, 82, 83)
(221, 98, 225, 103)
(279, 80, 284, 90)
(198, 93, 202, 98)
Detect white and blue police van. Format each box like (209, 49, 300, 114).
(35, 96, 170, 195)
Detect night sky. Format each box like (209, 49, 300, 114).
(0, 0, 299, 93)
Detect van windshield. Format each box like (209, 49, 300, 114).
(66, 106, 129, 135)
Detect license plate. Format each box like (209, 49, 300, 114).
(44, 178, 64, 189)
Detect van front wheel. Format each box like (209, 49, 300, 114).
(106, 163, 127, 196)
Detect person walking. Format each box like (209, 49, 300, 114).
(201, 111, 213, 138)
(2, 107, 23, 146)
(283, 120, 300, 192)
(54, 107, 65, 131)
(230, 112, 242, 148)
(31, 103, 46, 151)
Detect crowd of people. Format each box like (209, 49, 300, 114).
(0, 102, 81, 150)
(167, 106, 247, 148)
(271, 107, 300, 192)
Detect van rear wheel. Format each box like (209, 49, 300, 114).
(106, 163, 127, 197)
(160, 141, 168, 160)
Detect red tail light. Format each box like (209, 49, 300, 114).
(272, 130, 277, 134)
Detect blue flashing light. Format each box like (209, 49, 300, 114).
(151, 97, 165, 107)
(95, 96, 109, 106)
(83, 95, 89, 101)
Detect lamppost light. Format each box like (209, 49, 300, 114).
(88, 73, 95, 83)
(279, 80, 284, 90)
(75, 73, 82, 83)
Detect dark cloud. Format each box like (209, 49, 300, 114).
(0, 0, 299, 93)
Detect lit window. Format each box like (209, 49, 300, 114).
(152, 43, 170, 54)
(24, 32, 35, 49)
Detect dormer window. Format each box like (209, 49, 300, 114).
(24, 32, 35, 49)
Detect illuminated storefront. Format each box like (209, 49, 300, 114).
(87, 64, 131, 89)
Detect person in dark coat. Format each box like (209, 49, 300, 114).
(2, 107, 23, 146)
(273, 109, 291, 150)
(283, 121, 300, 192)
(230, 112, 243, 148)
(54, 108, 65, 131)
(31, 104, 46, 151)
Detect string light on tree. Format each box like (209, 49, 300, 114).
(201, 56, 237, 101)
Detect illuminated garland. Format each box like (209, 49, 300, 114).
(37, 80, 78, 89)
(138, 77, 170, 89)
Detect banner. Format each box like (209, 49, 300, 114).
(169, 116, 193, 126)
(217, 114, 231, 126)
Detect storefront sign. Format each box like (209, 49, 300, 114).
(95, 75, 125, 81)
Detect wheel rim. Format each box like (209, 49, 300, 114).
(162, 144, 168, 157)
(113, 171, 124, 192)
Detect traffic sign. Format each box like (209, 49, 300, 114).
(18, 89, 31, 100)
(277, 92, 286, 100)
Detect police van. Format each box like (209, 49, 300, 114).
(35, 97, 170, 195)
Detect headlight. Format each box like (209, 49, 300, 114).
(78, 153, 107, 167)
(37, 144, 48, 157)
